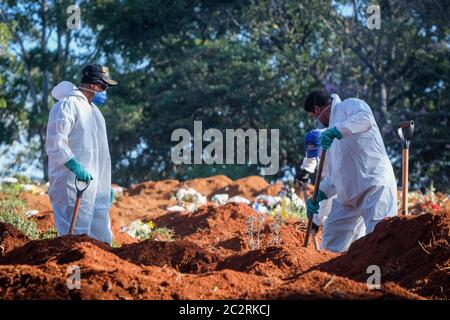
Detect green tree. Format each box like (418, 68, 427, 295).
(0, 0, 99, 179)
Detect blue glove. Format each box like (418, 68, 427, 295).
(320, 127, 343, 150)
(304, 129, 322, 158)
(65, 158, 93, 183)
(110, 188, 115, 206)
(306, 190, 328, 218)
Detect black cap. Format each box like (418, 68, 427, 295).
(81, 64, 118, 87)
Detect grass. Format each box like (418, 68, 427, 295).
(0, 199, 42, 240)
(0, 182, 58, 240)
(1, 183, 24, 198)
(111, 239, 122, 248)
(152, 227, 175, 241)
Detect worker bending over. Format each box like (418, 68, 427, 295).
(304, 90, 397, 253)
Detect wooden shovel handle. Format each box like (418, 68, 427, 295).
(304, 149, 326, 248)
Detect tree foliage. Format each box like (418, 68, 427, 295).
(1, 0, 449, 192)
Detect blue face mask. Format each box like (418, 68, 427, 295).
(92, 91, 107, 106)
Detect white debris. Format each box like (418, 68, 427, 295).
(211, 194, 229, 205)
(2, 177, 18, 184)
(124, 220, 154, 240)
(290, 191, 305, 208)
(24, 210, 39, 218)
(167, 205, 185, 212)
(22, 184, 35, 192)
(254, 195, 280, 208)
(176, 188, 207, 205)
(227, 196, 251, 205)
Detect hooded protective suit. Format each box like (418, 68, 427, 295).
(46, 81, 112, 244)
(318, 94, 396, 253)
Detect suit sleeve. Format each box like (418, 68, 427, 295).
(334, 99, 373, 137)
(45, 100, 78, 166)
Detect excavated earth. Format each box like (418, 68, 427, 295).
(0, 175, 448, 300)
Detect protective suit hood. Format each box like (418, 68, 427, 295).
(330, 93, 341, 113)
(51, 81, 81, 101)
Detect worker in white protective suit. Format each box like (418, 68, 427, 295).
(303, 90, 397, 253)
(295, 129, 361, 238)
(46, 64, 118, 244)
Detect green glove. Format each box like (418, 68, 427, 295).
(320, 127, 343, 150)
(306, 190, 328, 218)
(110, 188, 115, 206)
(65, 158, 93, 183)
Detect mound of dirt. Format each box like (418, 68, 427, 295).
(0, 233, 277, 299)
(0, 223, 29, 255)
(218, 245, 335, 279)
(5, 175, 446, 300)
(212, 176, 271, 200)
(12, 193, 55, 232)
(0, 234, 111, 266)
(260, 270, 423, 300)
(181, 175, 233, 197)
(319, 211, 450, 299)
(153, 203, 312, 254)
(115, 240, 219, 273)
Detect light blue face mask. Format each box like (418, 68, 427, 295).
(92, 91, 107, 106)
(80, 86, 108, 106)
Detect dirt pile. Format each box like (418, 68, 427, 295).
(319, 212, 450, 299)
(115, 240, 219, 273)
(153, 203, 311, 255)
(0, 223, 29, 255)
(0, 234, 111, 266)
(0, 232, 416, 300)
(0, 234, 276, 299)
(19, 193, 54, 232)
(2, 174, 449, 300)
(213, 176, 281, 200)
(181, 175, 233, 197)
(261, 270, 423, 300)
(217, 245, 335, 279)
(110, 175, 281, 244)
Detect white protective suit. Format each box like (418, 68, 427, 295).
(318, 94, 397, 253)
(46, 81, 113, 244)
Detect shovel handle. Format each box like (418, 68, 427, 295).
(69, 196, 82, 235)
(304, 149, 326, 248)
(69, 177, 90, 235)
(401, 148, 409, 215)
(75, 177, 90, 196)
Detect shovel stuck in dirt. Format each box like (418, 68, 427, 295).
(304, 149, 326, 249)
(397, 120, 414, 215)
(298, 181, 320, 251)
(69, 177, 90, 235)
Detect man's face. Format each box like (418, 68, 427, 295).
(85, 82, 107, 92)
(309, 104, 331, 127)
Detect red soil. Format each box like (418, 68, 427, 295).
(114, 239, 220, 273)
(212, 176, 279, 200)
(0, 223, 29, 255)
(319, 211, 450, 299)
(0, 175, 448, 300)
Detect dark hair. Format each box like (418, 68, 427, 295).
(303, 90, 331, 113)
